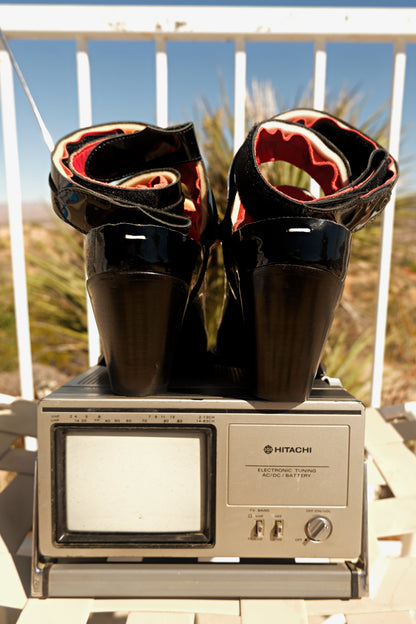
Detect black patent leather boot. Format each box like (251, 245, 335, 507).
(50, 122, 217, 396)
(218, 109, 398, 402)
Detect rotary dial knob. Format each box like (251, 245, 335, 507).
(305, 516, 333, 541)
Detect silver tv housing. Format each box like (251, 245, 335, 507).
(33, 366, 367, 599)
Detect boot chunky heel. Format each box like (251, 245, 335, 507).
(229, 218, 351, 401)
(85, 222, 203, 395)
(87, 271, 189, 396)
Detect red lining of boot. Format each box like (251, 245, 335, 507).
(234, 205, 254, 230)
(125, 174, 174, 190)
(233, 125, 346, 231)
(70, 139, 105, 178)
(255, 126, 345, 195)
(175, 162, 203, 243)
(284, 114, 398, 193)
(59, 128, 127, 178)
(69, 126, 139, 179)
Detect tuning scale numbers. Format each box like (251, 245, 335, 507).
(53, 413, 193, 424)
(197, 415, 215, 423)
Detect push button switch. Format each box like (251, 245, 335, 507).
(254, 519, 264, 539)
(272, 520, 284, 539)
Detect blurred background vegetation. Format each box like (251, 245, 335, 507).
(0, 80, 415, 405)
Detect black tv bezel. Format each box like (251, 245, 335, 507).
(52, 423, 216, 549)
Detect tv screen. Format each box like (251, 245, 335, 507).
(53, 425, 215, 546)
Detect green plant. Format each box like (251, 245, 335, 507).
(25, 220, 88, 375)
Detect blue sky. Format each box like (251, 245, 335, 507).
(1, 0, 416, 204)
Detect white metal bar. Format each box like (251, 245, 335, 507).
(2, 6, 416, 41)
(233, 37, 246, 154)
(312, 39, 327, 111)
(0, 48, 34, 400)
(76, 37, 101, 368)
(310, 39, 327, 197)
(156, 37, 168, 127)
(76, 37, 92, 128)
(370, 42, 407, 407)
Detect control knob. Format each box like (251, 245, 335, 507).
(305, 516, 332, 541)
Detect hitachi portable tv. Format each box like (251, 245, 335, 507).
(33, 366, 367, 599)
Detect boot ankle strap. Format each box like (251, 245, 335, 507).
(228, 109, 398, 233)
(50, 122, 202, 234)
(83, 123, 201, 183)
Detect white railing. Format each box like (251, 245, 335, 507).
(1, 5, 415, 406)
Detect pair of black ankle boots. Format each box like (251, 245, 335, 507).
(49, 109, 398, 402)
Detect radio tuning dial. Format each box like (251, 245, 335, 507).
(305, 516, 332, 542)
